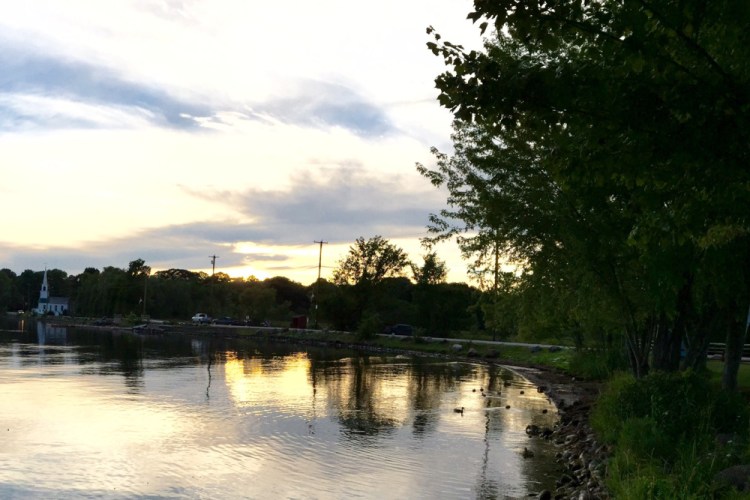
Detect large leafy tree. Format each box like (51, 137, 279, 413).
(333, 236, 410, 327)
(333, 236, 410, 287)
(422, 1, 750, 384)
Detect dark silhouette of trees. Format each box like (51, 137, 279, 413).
(421, 0, 750, 386)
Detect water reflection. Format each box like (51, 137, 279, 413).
(0, 317, 562, 499)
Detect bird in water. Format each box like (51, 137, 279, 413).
(522, 447, 534, 459)
(454, 407, 464, 414)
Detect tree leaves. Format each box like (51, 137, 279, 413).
(422, 0, 750, 378)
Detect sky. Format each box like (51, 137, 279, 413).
(0, 0, 484, 285)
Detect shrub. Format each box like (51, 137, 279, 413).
(593, 370, 750, 497)
(356, 312, 383, 340)
(569, 347, 629, 380)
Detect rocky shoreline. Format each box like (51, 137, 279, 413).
(518, 366, 609, 499)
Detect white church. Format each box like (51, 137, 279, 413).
(34, 269, 69, 316)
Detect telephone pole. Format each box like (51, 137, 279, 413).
(209, 255, 219, 276)
(313, 240, 328, 329)
(209, 255, 219, 316)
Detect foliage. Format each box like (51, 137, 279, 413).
(410, 252, 447, 285)
(356, 312, 384, 340)
(3, 240, 484, 337)
(420, 0, 750, 382)
(593, 371, 748, 447)
(568, 347, 630, 381)
(333, 236, 410, 286)
(0, 271, 12, 312)
(592, 371, 750, 498)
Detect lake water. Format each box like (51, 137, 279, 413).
(0, 318, 561, 499)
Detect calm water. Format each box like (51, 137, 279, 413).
(0, 318, 561, 499)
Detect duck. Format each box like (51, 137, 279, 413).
(522, 447, 534, 459)
(454, 407, 464, 414)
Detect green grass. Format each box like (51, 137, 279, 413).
(233, 328, 576, 372)
(706, 360, 750, 392)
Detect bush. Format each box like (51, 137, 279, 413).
(569, 347, 629, 380)
(593, 370, 750, 498)
(593, 370, 749, 450)
(356, 312, 383, 340)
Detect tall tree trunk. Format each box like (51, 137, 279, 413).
(625, 328, 650, 378)
(652, 314, 682, 372)
(722, 310, 747, 391)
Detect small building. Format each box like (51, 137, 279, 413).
(34, 269, 69, 316)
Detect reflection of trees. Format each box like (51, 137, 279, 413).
(407, 360, 468, 437)
(476, 411, 500, 500)
(308, 354, 481, 440)
(335, 356, 398, 439)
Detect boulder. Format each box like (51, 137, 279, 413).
(714, 464, 750, 492)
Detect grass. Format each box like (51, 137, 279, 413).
(706, 360, 750, 392)
(233, 327, 576, 373)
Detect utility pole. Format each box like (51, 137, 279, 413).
(209, 255, 219, 316)
(313, 240, 328, 329)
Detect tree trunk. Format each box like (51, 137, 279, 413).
(652, 314, 682, 372)
(722, 314, 747, 391)
(625, 329, 650, 378)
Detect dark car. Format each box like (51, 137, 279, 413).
(212, 316, 242, 326)
(384, 324, 413, 336)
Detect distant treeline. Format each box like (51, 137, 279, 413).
(0, 255, 482, 336)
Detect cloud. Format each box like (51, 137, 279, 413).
(0, 44, 395, 139)
(0, 47, 211, 131)
(182, 163, 443, 243)
(256, 80, 395, 137)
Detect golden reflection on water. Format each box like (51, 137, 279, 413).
(224, 351, 315, 407)
(0, 327, 562, 499)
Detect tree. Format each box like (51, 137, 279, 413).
(0, 272, 12, 312)
(333, 236, 410, 286)
(263, 276, 310, 314)
(422, 1, 750, 384)
(239, 284, 277, 323)
(411, 252, 448, 286)
(333, 236, 411, 327)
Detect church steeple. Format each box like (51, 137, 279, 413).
(39, 269, 49, 304)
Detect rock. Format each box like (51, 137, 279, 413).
(714, 464, 750, 492)
(530, 345, 542, 353)
(484, 349, 500, 359)
(556, 474, 574, 488)
(548, 346, 562, 353)
(451, 344, 463, 352)
(538, 490, 552, 500)
(467, 348, 479, 357)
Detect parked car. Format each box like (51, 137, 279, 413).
(212, 316, 242, 326)
(384, 324, 413, 336)
(192, 313, 211, 324)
